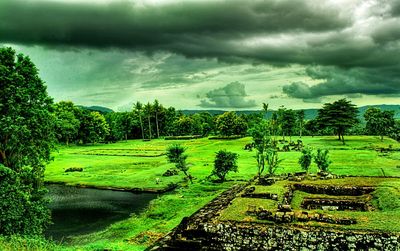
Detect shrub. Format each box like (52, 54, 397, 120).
(298, 147, 313, 173)
(313, 149, 332, 172)
(211, 150, 238, 182)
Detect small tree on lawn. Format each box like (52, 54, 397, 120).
(249, 120, 271, 177)
(266, 148, 282, 175)
(166, 144, 192, 183)
(211, 150, 238, 182)
(298, 147, 312, 174)
(314, 149, 331, 173)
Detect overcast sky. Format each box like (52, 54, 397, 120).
(1, 0, 399, 110)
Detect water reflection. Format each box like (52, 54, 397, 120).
(45, 185, 157, 241)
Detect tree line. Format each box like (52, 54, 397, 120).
(53, 99, 400, 146)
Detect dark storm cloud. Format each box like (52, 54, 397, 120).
(282, 66, 400, 100)
(199, 82, 256, 108)
(0, 0, 350, 49)
(1, 0, 400, 103)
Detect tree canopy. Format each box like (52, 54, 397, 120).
(0, 47, 55, 235)
(364, 107, 396, 141)
(317, 99, 358, 144)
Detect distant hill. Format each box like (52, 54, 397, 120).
(181, 105, 400, 120)
(78, 105, 114, 114)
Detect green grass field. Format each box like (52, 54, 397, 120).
(45, 136, 400, 191)
(3, 136, 399, 251)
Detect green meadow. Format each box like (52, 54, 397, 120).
(2, 136, 399, 251)
(45, 135, 400, 190)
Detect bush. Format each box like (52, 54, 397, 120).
(210, 150, 238, 182)
(313, 149, 332, 172)
(298, 147, 313, 173)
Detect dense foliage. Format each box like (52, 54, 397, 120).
(314, 149, 331, 172)
(211, 150, 238, 182)
(317, 99, 359, 144)
(364, 107, 396, 141)
(166, 144, 192, 183)
(0, 165, 50, 236)
(298, 147, 313, 173)
(0, 47, 54, 236)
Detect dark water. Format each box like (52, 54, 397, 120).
(45, 185, 157, 241)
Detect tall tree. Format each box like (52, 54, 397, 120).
(166, 144, 192, 183)
(364, 107, 396, 141)
(249, 120, 271, 177)
(278, 107, 296, 142)
(296, 110, 305, 138)
(144, 102, 153, 140)
(153, 99, 162, 138)
(216, 111, 247, 136)
(317, 99, 358, 145)
(54, 101, 80, 145)
(0, 47, 55, 235)
(76, 110, 110, 144)
(133, 101, 145, 140)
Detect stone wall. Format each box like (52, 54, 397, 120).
(147, 178, 400, 251)
(202, 222, 400, 251)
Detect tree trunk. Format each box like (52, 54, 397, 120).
(148, 115, 152, 140)
(0, 150, 8, 167)
(380, 135, 384, 141)
(139, 115, 145, 140)
(155, 113, 160, 138)
(299, 122, 302, 138)
(341, 133, 345, 145)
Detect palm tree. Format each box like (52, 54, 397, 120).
(144, 102, 153, 140)
(153, 99, 162, 138)
(133, 101, 145, 140)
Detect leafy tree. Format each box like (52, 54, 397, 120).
(270, 112, 279, 143)
(296, 110, 305, 138)
(280, 108, 297, 142)
(153, 99, 162, 138)
(0, 165, 50, 236)
(173, 115, 196, 136)
(0, 47, 55, 235)
(317, 99, 358, 145)
(304, 119, 319, 137)
(163, 107, 178, 136)
(76, 110, 110, 144)
(166, 144, 192, 183)
(276, 106, 296, 141)
(133, 102, 145, 140)
(105, 112, 134, 142)
(144, 102, 153, 140)
(216, 111, 247, 136)
(53, 101, 80, 145)
(266, 148, 282, 175)
(364, 107, 395, 141)
(249, 120, 271, 177)
(298, 147, 312, 173)
(314, 149, 331, 172)
(211, 150, 238, 182)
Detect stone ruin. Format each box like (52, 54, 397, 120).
(146, 176, 400, 251)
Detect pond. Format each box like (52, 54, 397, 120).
(45, 184, 157, 241)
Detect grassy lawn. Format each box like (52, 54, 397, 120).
(37, 135, 400, 250)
